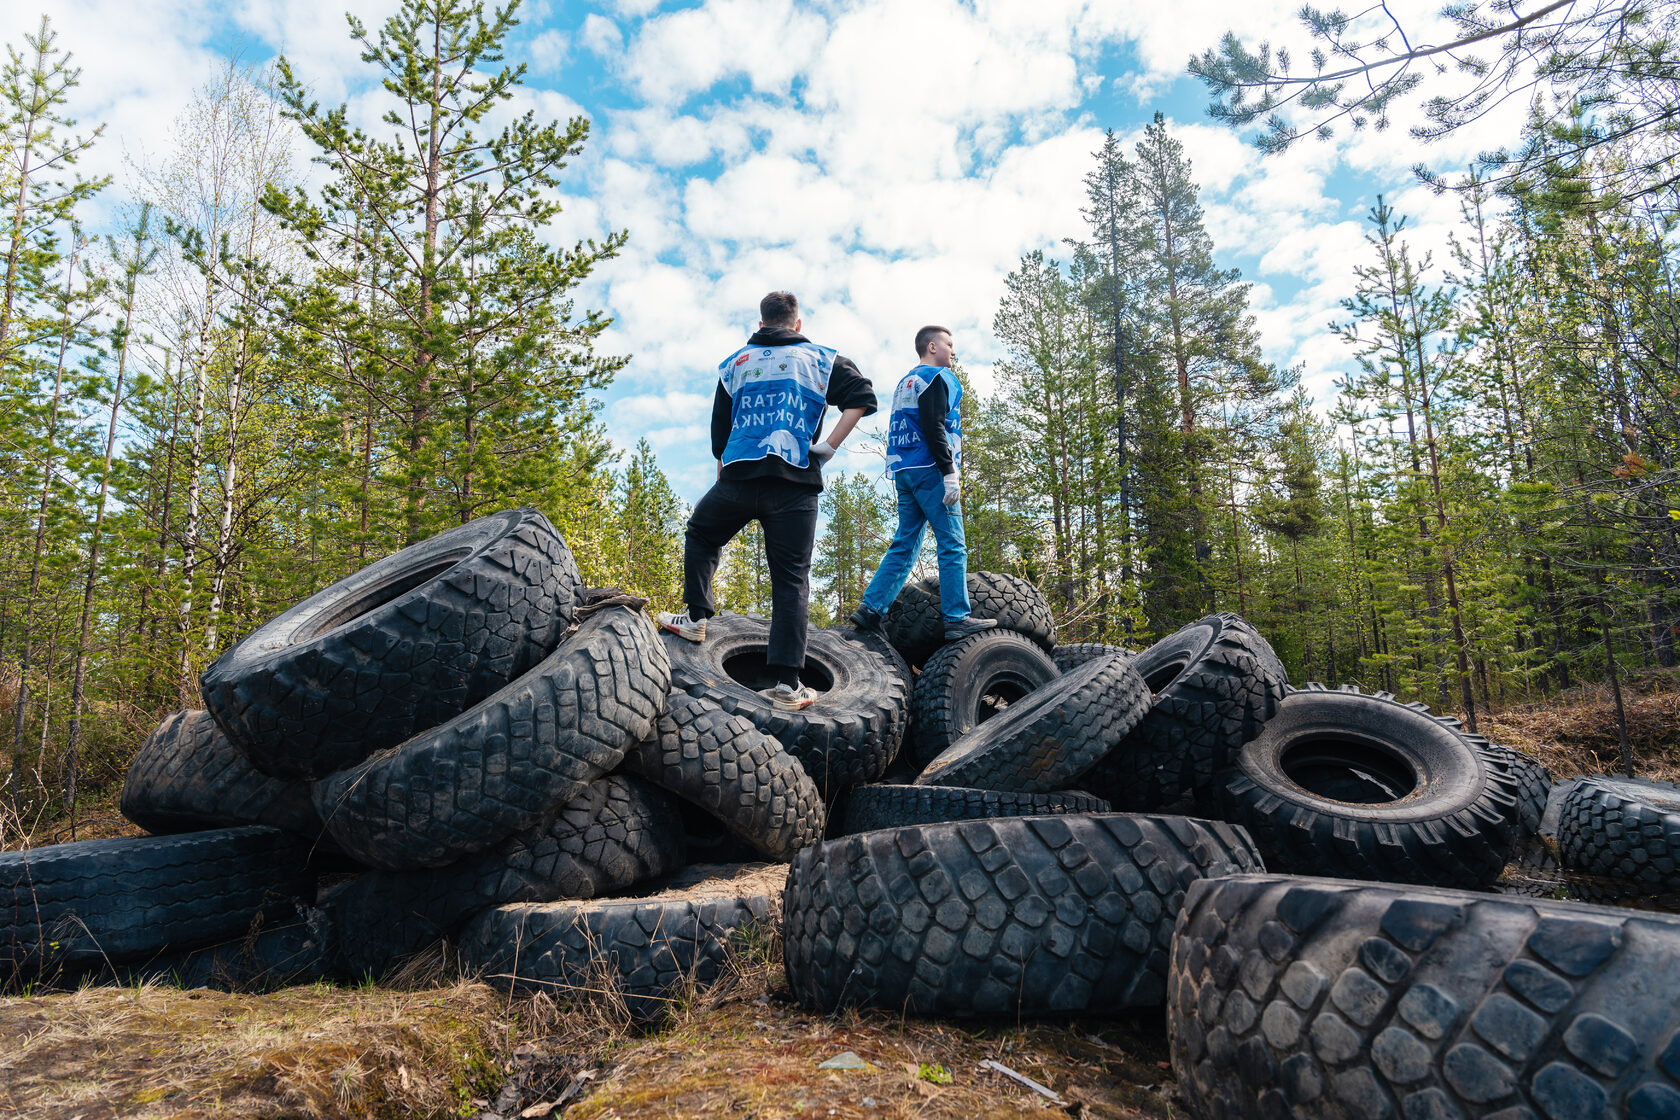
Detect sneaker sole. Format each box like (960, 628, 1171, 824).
(660, 624, 705, 643)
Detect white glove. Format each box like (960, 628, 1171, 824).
(943, 470, 961, 506)
(809, 439, 838, 466)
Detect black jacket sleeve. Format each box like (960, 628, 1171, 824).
(710, 383, 732, 461)
(917, 375, 955, 475)
(826, 355, 877, 415)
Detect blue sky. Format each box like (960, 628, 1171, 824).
(17, 0, 1522, 506)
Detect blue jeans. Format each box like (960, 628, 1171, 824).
(861, 468, 972, 624)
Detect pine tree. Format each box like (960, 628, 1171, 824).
(262, 0, 626, 545)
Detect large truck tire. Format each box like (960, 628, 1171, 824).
(460, 863, 784, 1022)
(783, 813, 1262, 1016)
(1559, 775, 1680, 889)
(836, 784, 1110, 835)
(915, 652, 1149, 793)
(1213, 684, 1519, 889)
(905, 630, 1059, 772)
(313, 607, 668, 870)
(321, 775, 683, 980)
(121, 710, 323, 840)
(0, 827, 313, 986)
(1170, 874, 1680, 1119)
(619, 692, 823, 860)
(662, 613, 906, 798)
(1083, 613, 1287, 810)
(884, 571, 1056, 667)
(202, 508, 580, 780)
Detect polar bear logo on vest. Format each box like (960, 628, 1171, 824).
(759, 428, 806, 465)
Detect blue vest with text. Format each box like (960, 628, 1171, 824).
(885, 364, 962, 476)
(717, 341, 837, 470)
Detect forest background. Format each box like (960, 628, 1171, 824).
(1, 0, 1676, 823)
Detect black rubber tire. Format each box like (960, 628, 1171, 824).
(1082, 613, 1288, 810)
(836, 784, 1111, 834)
(915, 653, 1150, 793)
(662, 612, 907, 799)
(619, 692, 824, 860)
(313, 606, 670, 870)
(1214, 684, 1520, 889)
(1053, 642, 1132, 672)
(1479, 739, 1553, 838)
(460, 862, 785, 1022)
(1559, 775, 1680, 889)
(906, 630, 1060, 772)
(884, 571, 1057, 667)
(121, 710, 323, 839)
(0, 827, 314, 986)
(782, 813, 1263, 1016)
(834, 624, 914, 698)
(321, 774, 684, 980)
(96, 903, 336, 992)
(1169, 873, 1680, 1120)
(202, 507, 580, 780)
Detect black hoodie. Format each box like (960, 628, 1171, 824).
(709, 325, 877, 489)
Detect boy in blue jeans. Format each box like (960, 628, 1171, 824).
(850, 326, 996, 641)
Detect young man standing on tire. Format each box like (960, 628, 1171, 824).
(849, 326, 996, 642)
(657, 291, 876, 711)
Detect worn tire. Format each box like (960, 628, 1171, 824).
(1169, 873, 1680, 1120)
(0, 827, 313, 986)
(1214, 684, 1519, 889)
(97, 903, 336, 992)
(884, 571, 1056, 667)
(783, 813, 1263, 1016)
(836, 784, 1111, 834)
(121, 710, 323, 839)
(1053, 642, 1132, 673)
(906, 630, 1059, 772)
(619, 692, 823, 860)
(1480, 739, 1553, 838)
(915, 653, 1150, 793)
(1083, 613, 1288, 810)
(460, 862, 784, 1021)
(1559, 775, 1680, 889)
(321, 775, 684, 979)
(662, 612, 906, 798)
(314, 606, 669, 870)
(202, 507, 580, 780)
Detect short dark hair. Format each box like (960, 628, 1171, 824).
(915, 325, 951, 357)
(760, 291, 800, 327)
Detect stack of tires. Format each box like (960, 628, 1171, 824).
(2, 508, 839, 1012)
(777, 574, 1680, 1116)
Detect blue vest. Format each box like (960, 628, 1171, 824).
(717, 341, 837, 470)
(885, 364, 962, 476)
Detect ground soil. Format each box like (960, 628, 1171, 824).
(7, 674, 1680, 1119)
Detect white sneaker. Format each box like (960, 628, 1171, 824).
(763, 683, 819, 711)
(656, 610, 706, 643)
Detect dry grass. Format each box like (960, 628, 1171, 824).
(1481, 667, 1680, 782)
(0, 979, 511, 1120)
(0, 919, 1179, 1120)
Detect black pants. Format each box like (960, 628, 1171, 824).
(684, 476, 820, 669)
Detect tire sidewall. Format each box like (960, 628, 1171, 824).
(1229, 687, 1491, 823)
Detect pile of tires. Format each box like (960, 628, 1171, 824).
(3, 508, 854, 1017)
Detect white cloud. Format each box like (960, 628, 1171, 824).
(529, 28, 567, 72)
(580, 14, 622, 57)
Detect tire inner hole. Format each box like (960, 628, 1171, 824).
(723, 650, 837, 694)
(976, 674, 1034, 724)
(298, 551, 468, 641)
(1143, 656, 1190, 695)
(1280, 734, 1419, 803)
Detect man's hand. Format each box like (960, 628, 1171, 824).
(810, 439, 838, 466)
(943, 471, 961, 506)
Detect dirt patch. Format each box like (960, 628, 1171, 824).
(1481, 668, 1680, 782)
